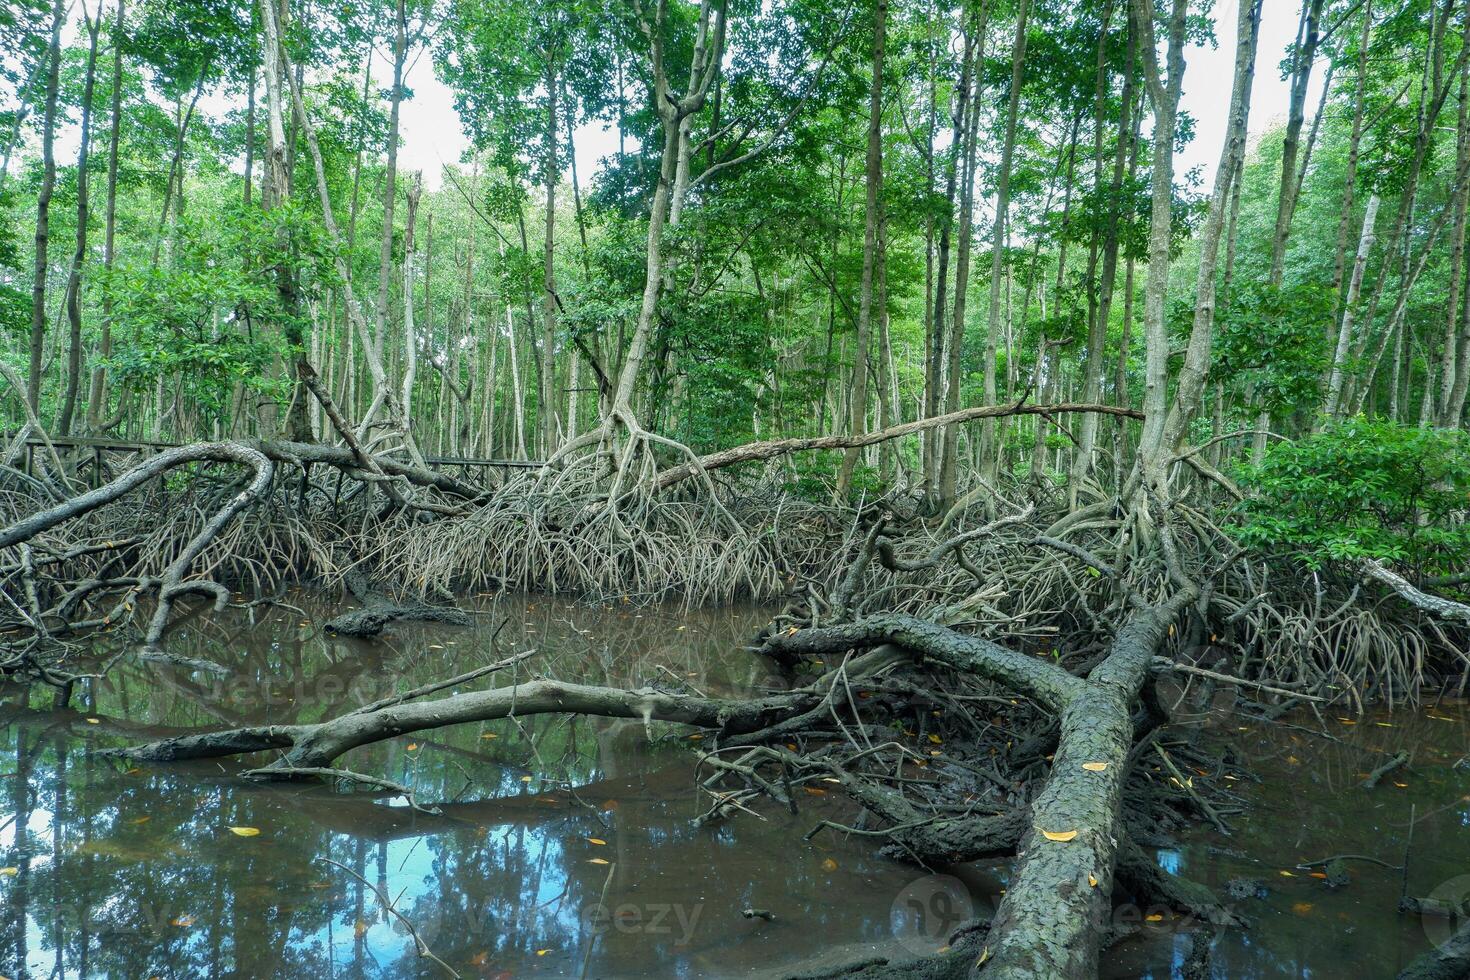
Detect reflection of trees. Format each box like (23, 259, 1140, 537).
(1, 592, 928, 978)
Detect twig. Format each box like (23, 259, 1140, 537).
(317, 857, 460, 978)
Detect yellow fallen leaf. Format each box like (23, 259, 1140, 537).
(0, 867, 17, 876)
(977, 947, 990, 966)
(1291, 902, 1314, 914)
(405, 743, 418, 751)
(588, 858, 610, 865)
(480, 733, 498, 739)
(928, 734, 942, 744)
(804, 786, 827, 795)
(587, 837, 607, 845)
(822, 858, 839, 871)
(536, 949, 552, 957)
(1309, 872, 1328, 879)
(227, 827, 261, 837)
(520, 776, 533, 783)
(1279, 870, 1295, 877)
(1394, 781, 1409, 788)
(1146, 913, 1164, 922)
(85, 718, 100, 725)
(171, 915, 195, 927)
(130, 816, 151, 825)
(1081, 762, 1108, 772)
(470, 951, 489, 967)
(688, 734, 704, 740)
(1040, 829, 1078, 842)
(1088, 874, 1098, 887)
(354, 919, 369, 938)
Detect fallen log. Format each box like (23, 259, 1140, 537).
(113, 679, 820, 767)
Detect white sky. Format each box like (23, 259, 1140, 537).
(42, 3, 1320, 197)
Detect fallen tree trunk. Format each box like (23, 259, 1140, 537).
(760, 596, 1212, 978)
(114, 679, 820, 767)
(654, 402, 1145, 490)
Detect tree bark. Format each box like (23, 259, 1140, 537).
(836, 0, 886, 498)
(58, 5, 103, 437)
(28, 0, 65, 413)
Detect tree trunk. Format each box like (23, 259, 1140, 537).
(58, 7, 103, 436)
(375, 0, 407, 357)
(27, 0, 64, 413)
(541, 62, 560, 456)
(1131, 0, 1189, 485)
(1160, 0, 1261, 453)
(836, 0, 886, 498)
(86, 0, 126, 430)
(1269, 0, 1324, 288)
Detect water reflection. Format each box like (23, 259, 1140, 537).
(1, 592, 975, 978)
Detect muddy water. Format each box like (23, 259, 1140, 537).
(1, 592, 1466, 979)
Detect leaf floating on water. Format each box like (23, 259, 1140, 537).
(928, 734, 942, 744)
(1145, 913, 1164, 923)
(0, 867, 17, 876)
(588, 858, 610, 865)
(1394, 782, 1409, 788)
(586, 837, 607, 846)
(227, 827, 261, 837)
(354, 919, 369, 938)
(480, 733, 499, 739)
(1291, 902, 1314, 915)
(600, 800, 619, 811)
(1081, 762, 1108, 772)
(1040, 829, 1078, 843)
(171, 915, 195, 928)
(804, 786, 827, 796)
(85, 718, 100, 725)
(1279, 870, 1296, 877)
(470, 951, 489, 967)
(1309, 871, 1328, 879)
(130, 816, 152, 825)
(977, 947, 990, 966)
(1088, 874, 1098, 888)
(821, 858, 839, 871)
(520, 776, 533, 783)
(536, 949, 552, 957)
(405, 743, 418, 751)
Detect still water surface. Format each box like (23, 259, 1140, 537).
(1, 590, 1466, 978)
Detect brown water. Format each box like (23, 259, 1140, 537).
(0, 591, 1466, 978)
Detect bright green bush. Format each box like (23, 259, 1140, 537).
(1233, 418, 1470, 577)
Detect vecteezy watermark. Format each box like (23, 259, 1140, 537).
(1419, 875, 1470, 949)
(891, 875, 976, 955)
(579, 901, 704, 946)
(890, 874, 1203, 956)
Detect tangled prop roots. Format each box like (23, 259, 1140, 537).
(366, 465, 838, 603)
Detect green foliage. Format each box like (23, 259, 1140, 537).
(1234, 419, 1470, 576)
(97, 202, 332, 425)
(1211, 283, 1333, 416)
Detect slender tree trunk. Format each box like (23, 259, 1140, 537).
(923, 18, 972, 494)
(837, 0, 887, 497)
(964, 0, 1018, 503)
(1324, 194, 1381, 417)
(541, 62, 560, 456)
(87, 0, 125, 429)
(375, 0, 407, 357)
(1269, 0, 1324, 288)
(1131, 0, 1189, 484)
(1161, 0, 1260, 453)
(27, 0, 64, 413)
(58, 6, 103, 436)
